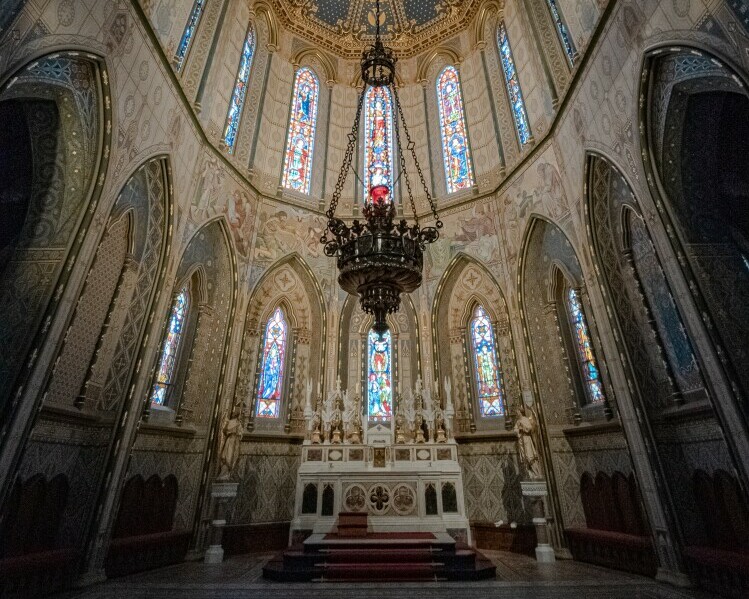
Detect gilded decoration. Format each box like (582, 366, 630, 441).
(266, 0, 485, 59)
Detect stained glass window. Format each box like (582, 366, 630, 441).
(174, 0, 206, 72)
(546, 0, 576, 65)
(151, 289, 189, 406)
(367, 329, 392, 422)
(223, 24, 256, 153)
(497, 22, 531, 146)
(437, 66, 474, 193)
(566, 288, 605, 404)
(363, 85, 394, 202)
(281, 68, 319, 194)
(470, 306, 504, 417)
(256, 307, 288, 418)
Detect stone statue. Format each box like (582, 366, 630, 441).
(435, 407, 447, 443)
(218, 410, 244, 480)
(514, 404, 543, 480)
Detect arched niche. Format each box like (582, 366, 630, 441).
(642, 47, 749, 415)
(432, 253, 519, 433)
(587, 151, 744, 547)
(0, 52, 112, 440)
(338, 293, 420, 406)
(9, 155, 171, 570)
(237, 254, 325, 435)
(127, 217, 236, 534)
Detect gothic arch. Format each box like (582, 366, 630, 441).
(639, 44, 749, 427)
(338, 293, 420, 403)
(432, 252, 519, 432)
(586, 150, 749, 558)
(238, 254, 325, 435)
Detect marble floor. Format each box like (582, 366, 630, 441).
(61, 551, 714, 599)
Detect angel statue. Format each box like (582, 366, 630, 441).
(217, 408, 245, 480)
(514, 403, 543, 480)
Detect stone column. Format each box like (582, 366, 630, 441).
(521, 480, 555, 563)
(204, 480, 239, 564)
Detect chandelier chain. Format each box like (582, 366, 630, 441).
(325, 85, 367, 223)
(391, 84, 442, 228)
(391, 85, 419, 225)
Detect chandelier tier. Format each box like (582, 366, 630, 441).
(321, 1, 442, 336)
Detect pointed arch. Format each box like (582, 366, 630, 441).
(432, 252, 519, 432)
(239, 254, 326, 434)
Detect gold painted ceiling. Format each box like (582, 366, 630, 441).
(267, 0, 483, 59)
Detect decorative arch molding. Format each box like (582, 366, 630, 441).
(0, 49, 113, 490)
(432, 252, 519, 433)
(472, 0, 503, 49)
(253, 0, 280, 50)
(583, 150, 749, 576)
(416, 47, 462, 84)
(638, 43, 749, 426)
(237, 253, 325, 435)
(291, 47, 337, 86)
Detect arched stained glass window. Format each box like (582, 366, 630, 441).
(546, 0, 576, 65)
(470, 305, 504, 417)
(223, 24, 256, 152)
(363, 85, 394, 202)
(151, 289, 189, 405)
(174, 0, 206, 72)
(367, 329, 392, 422)
(256, 307, 288, 418)
(281, 68, 319, 194)
(565, 288, 605, 404)
(497, 22, 531, 146)
(437, 66, 474, 193)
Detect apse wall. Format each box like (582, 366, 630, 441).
(1, 0, 749, 590)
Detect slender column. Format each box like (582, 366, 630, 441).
(194, 0, 230, 111)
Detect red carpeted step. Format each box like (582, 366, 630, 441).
(318, 548, 439, 564)
(321, 562, 438, 581)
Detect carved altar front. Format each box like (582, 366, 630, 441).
(291, 378, 471, 543)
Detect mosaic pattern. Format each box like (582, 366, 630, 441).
(151, 289, 189, 406)
(281, 68, 319, 194)
(256, 308, 288, 418)
(174, 0, 206, 72)
(546, 0, 576, 65)
(566, 289, 605, 404)
(223, 24, 256, 152)
(470, 306, 504, 417)
(437, 66, 474, 193)
(497, 23, 531, 146)
(367, 329, 392, 422)
(363, 86, 394, 202)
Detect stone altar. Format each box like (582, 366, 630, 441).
(292, 377, 471, 543)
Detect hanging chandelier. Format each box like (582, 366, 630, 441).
(320, 1, 442, 336)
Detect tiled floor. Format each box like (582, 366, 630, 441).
(62, 551, 712, 599)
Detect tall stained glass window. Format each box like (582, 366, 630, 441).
(223, 24, 256, 152)
(256, 307, 288, 418)
(497, 22, 531, 146)
(566, 288, 605, 404)
(470, 306, 504, 417)
(174, 0, 206, 72)
(546, 0, 576, 65)
(363, 85, 394, 201)
(281, 68, 319, 194)
(437, 66, 474, 193)
(151, 289, 189, 405)
(367, 329, 392, 422)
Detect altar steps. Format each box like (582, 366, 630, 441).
(263, 535, 496, 582)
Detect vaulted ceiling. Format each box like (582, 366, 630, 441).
(267, 0, 483, 58)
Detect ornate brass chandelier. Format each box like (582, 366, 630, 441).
(320, 1, 442, 336)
